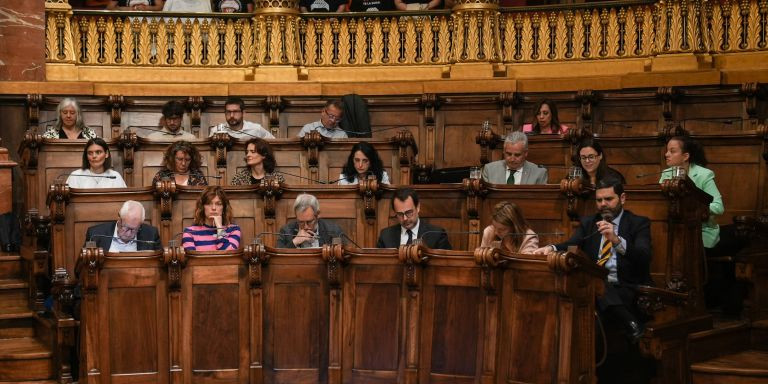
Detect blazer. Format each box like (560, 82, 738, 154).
(376, 220, 452, 250)
(277, 219, 345, 248)
(555, 209, 651, 286)
(84, 222, 162, 252)
(660, 163, 723, 248)
(481, 160, 548, 185)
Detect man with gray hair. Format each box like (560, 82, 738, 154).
(481, 131, 548, 184)
(277, 193, 346, 248)
(83, 200, 161, 252)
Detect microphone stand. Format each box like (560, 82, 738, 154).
(127, 125, 184, 136)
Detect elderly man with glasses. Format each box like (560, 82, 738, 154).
(376, 188, 452, 250)
(277, 193, 346, 248)
(297, 99, 348, 139)
(83, 200, 161, 252)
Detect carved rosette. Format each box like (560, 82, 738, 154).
(462, 178, 487, 219)
(163, 244, 186, 291)
(47, 183, 70, 224)
(256, 176, 283, 219)
(300, 130, 325, 168)
(117, 130, 139, 171)
(398, 244, 427, 289)
(153, 179, 177, 220)
(358, 176, 380, 220)
(79, 244, 104, 292)
(243, 242, 270, 288)
(392, 129, 417, 166)
(475, 123, 502, 165)
(209, 132, 233, 168)
(322, 243, 346, 288)
(560, 176, 585, 221)
(27, 94, 42, 126)
(19, 130, 43, 169)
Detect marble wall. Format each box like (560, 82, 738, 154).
(0, 1, 46, 81)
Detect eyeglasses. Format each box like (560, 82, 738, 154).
(117, 219, 139, 234)
(394, 209, 415, 219)
(224, 109, 243, 115)
(580, 154, 599, 162)
(323, 109, 342, 121)
(297, 217, 318, 227)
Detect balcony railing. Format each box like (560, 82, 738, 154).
(45, 0, 768, 68)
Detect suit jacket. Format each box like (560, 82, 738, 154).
(481, 160, 548, 185)
(376, 221, 452, 250)
(277, 219, 345, 248)
(555, 209, 651, 286)
(84, 222, 162, 252)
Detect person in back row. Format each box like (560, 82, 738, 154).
(522, 99, 569, 135)
(376, 188, 451, 249)
(481, 131, 548, 185)
(145, 100, 197, 141)
(210, 97, 275, 140)
(297, 99, 348, 139)
(42, 98, 98, 140)
(67, 138, 127, 188)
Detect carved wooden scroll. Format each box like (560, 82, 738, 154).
(656, 87, 679, 126)
(187, 96, 204, 136)
(117, 130, 139, 185)
(398, 243, 427, 290)
(109, 94, 124, 138)
(560, 176, 585, 221)
(27, 94, 42, 126)
(19, 130, 43, 170)
(266, 95, 283, 136)
(153, 179, 177, 220)
(498, 92, 519, 134)
(475, 123, 502, 165)
(163, 244, 186, 291)
(358, 175, 380, 221)
(79, 244, 104, 292)
(576, 89, 597, 131)
(473, 247, 501, 294)
(422, 93, 438, 165)
(209, 132, 233, 168)
(256, 176, 283, 220)
(392, 129, 417, 184)
(47, 182, 70, 224)
(462, 177, 487, 220)
(51, 267, 76, 318)
(322, 243, 347, 288)
(301, 130, 325, 170)
(243, 241, 270, 288)
(740, 82, 759, 120)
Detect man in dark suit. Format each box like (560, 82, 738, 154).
(535, 177, 651, 340)
(376, 188, 451, 250)
(277, 193, 346, 248)
(83, 200, 161, 252)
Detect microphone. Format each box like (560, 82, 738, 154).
(127, 125, 183, 136)
(55, 172, 117, 183)
(635, 169, 672, 179)
(169, 172, 223, 179)
(38, 118, 58, 126)
(600, 122, 633, 129)
(209, 124, 271, 139)
(581, 212, 615, 240)
(275, 170, 328, 184)
(255, 231, 322, 248)
(414, 230, 480, 245)
(89, 234, 160, 246)
(684, 118, 734, 125)
(334, 233, 361, 249)
(371, 126, 411, 134)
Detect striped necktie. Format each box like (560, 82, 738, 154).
(597, 237, 612, 266)
(406, 229, 413, 245)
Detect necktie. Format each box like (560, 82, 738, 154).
(406, 229, 413, 245)
(506, 169, 516, 185)
(597, 237, 612, 266)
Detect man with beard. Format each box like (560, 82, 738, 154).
(376, 188, 451, 250)
(210, 97, 275, 140)
(535, 177, 651, 340)
(146, 100, 197, 141)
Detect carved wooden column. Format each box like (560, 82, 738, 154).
(27, 94, 42, 129)
(657, 87, 680, 136)
(576, 89, 597, 133)
(46, 182, 70, 272)
(322, 243, 347, 384)
(187, 96, 204, 138)
(421, 94, 437, 167)
(357, 176, 380, 245)
(450, 0, 502, 65)
(398, 243, 427, 384)
(498, 92, 519, 134)
(210, 132, 233, 183)
(163, 243, 186, 384)
(51, 267, 77, 384)
(154, 179, 177, 243)
(256, 176, 284, 243)
(243, 242, 269, 380)
(475, 122, 502, 165)
(78, 242, 105, 383)
(462, 177, 487, 249)
(252, 0, 302, 67)
(116, 130, 139, 187)
(109, 95, 125, 138)
(391, 129, 417, 185)
(266, 96, 284, 137)
(300, 130, 325, 183)
(19, 131, 43, 214)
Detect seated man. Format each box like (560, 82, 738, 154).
(376, 188, 451, 249)
(277, 193, 345, 248)
(84, 200, 161, 252)
(297, 99, 348, 139)
(481, 131, 548, 184)
(535, 177, 651, 340)
(210, 97, 275, 140)
(145, 100, 197, 141)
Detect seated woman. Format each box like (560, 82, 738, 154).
(182, 186, 241, 251)
(152, 141, 208, 186)
(107, 0, 165, 10)
(480, 201, 538, 253)
(338, 141, 390, 185)
(231, 138, 285, 185)
(42, 98, 98, 140)
(573, 138, 626, 187)
(659, 136, 724, 252)
(67, 138, 127, 188)
(522, 99, 569, 134)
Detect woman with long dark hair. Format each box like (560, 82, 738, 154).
(522, 99, 569, 134)
(572, 138, 626, 187)
(338, 141, 390, 185)
(152, 141, 208, 186)
(230, 138, 285, 185)
(67, 138, 126, 188)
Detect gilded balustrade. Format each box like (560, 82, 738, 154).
(45, 0, 768, 68)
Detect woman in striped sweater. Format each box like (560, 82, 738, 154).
(182, 186, 241, 251)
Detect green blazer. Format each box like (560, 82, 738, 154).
(660, 163, 724, 248)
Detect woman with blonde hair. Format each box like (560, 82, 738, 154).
(181, 186, 241, 251)
(480, 201, 538, 253)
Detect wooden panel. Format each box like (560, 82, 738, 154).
(107, 286, 158, 374)
(192, 284, 239, 370)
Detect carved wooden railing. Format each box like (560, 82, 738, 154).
(45, 0, 768, 68)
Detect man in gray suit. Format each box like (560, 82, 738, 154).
(481, 131, 548, 185)
(277, 193, 346, 248)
